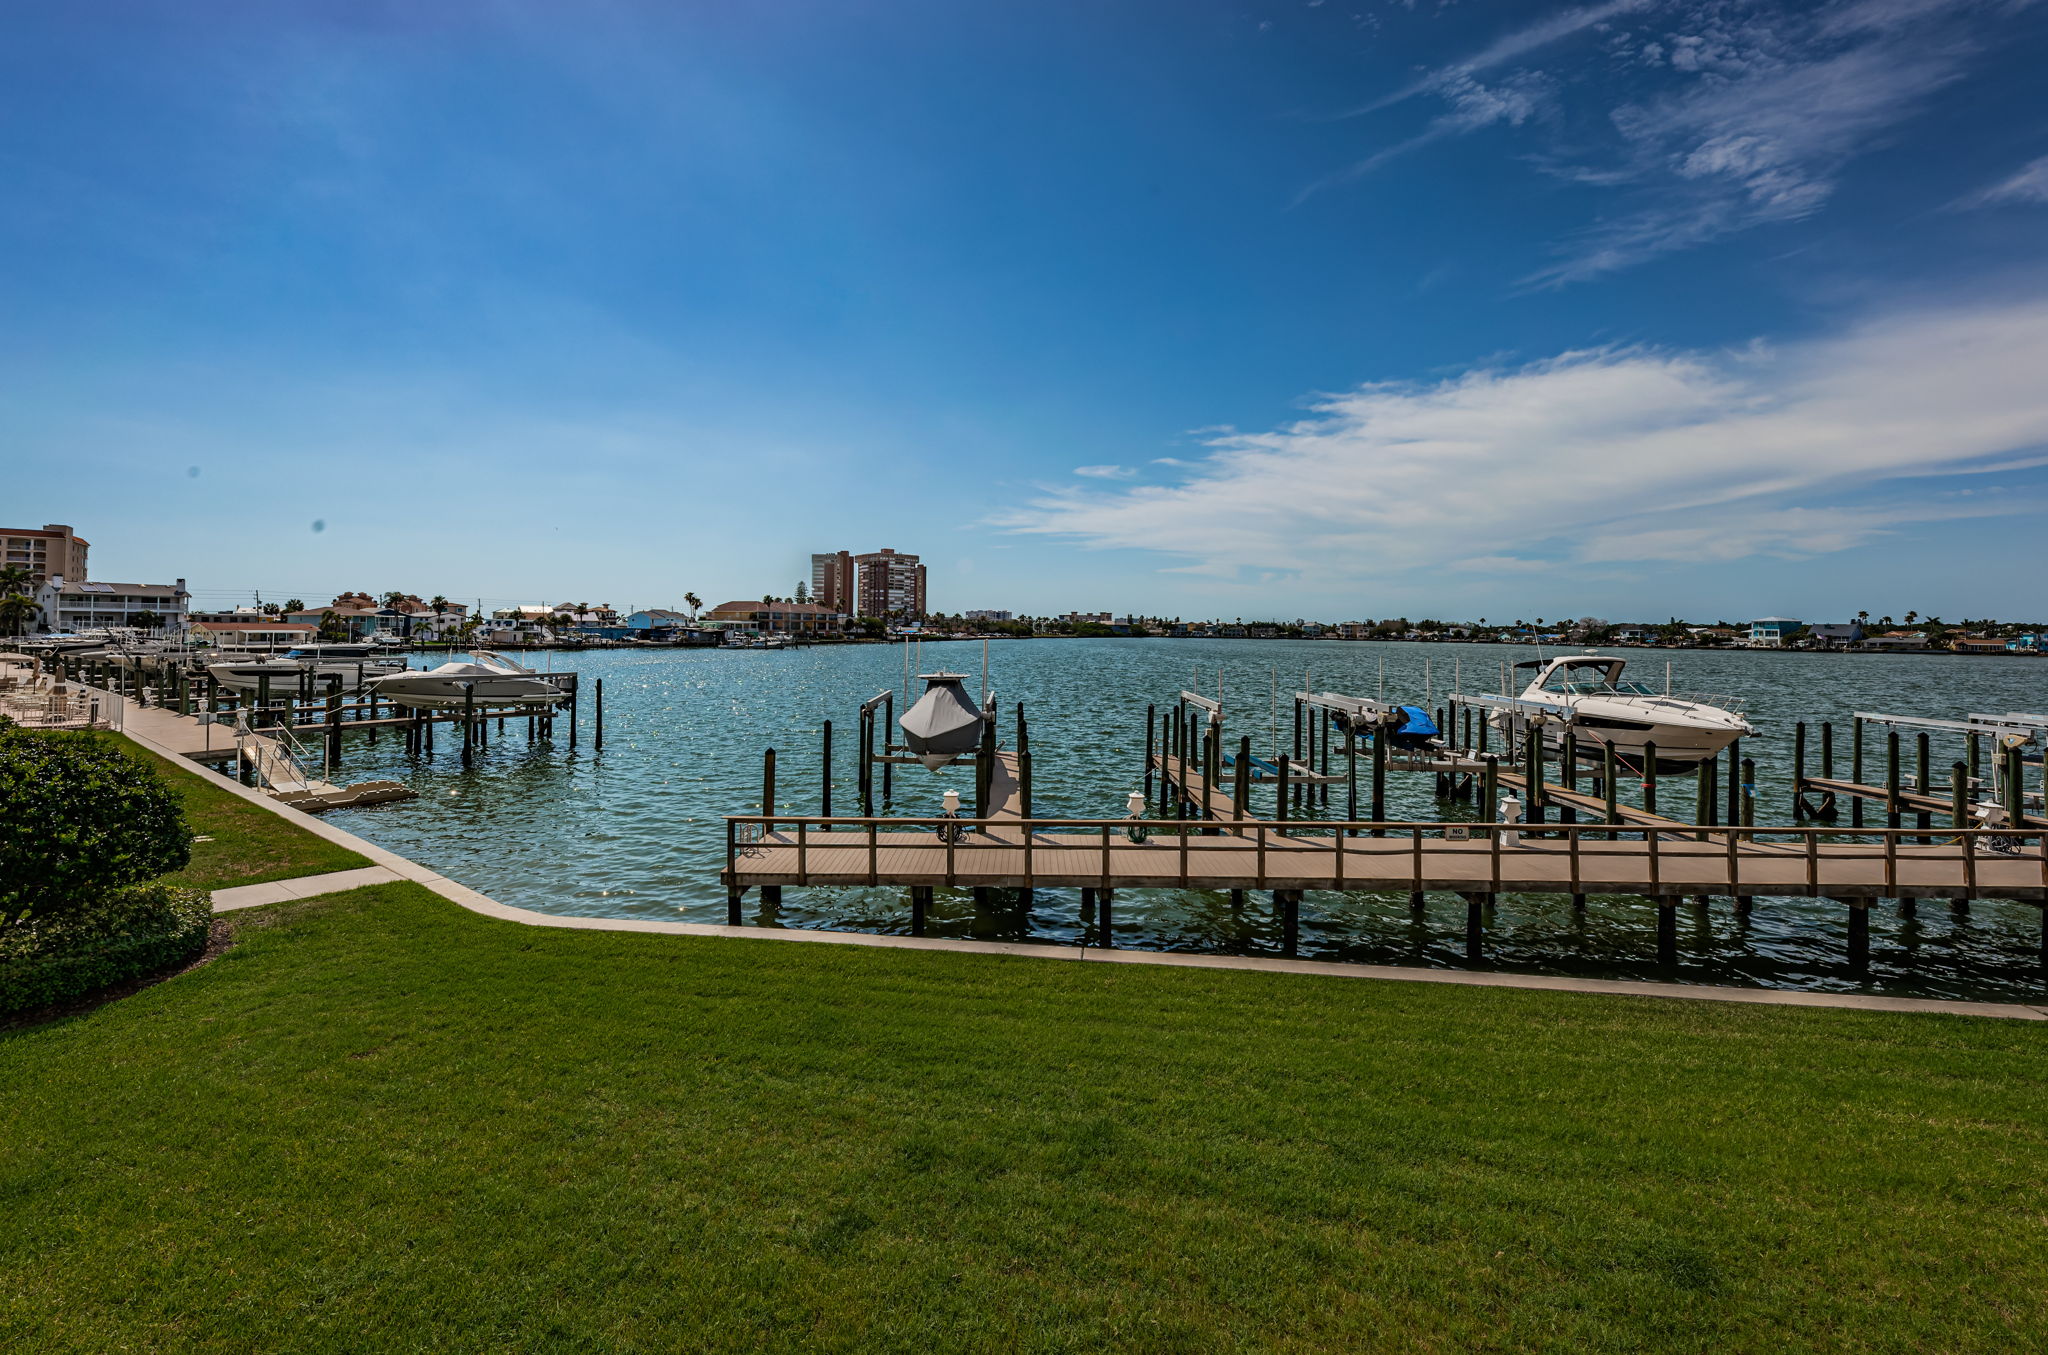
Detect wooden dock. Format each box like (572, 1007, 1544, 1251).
(724, 816, 2047, 903)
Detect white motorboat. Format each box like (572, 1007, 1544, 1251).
(1484, 654, 1754, 769)
(207, 645, 406, 694)
(368, 650, 567, 710)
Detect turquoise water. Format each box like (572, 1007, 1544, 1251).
(324, 639, 2048, 1000)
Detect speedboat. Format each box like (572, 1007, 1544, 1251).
(899, 672, 988, 769)
(368, 650, 567, 710)
(1489, 654, 1753, 769)
(207, 645, 406, 694)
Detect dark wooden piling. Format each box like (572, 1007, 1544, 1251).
(1951, 761, 1968, 830)
(726, 887, 743, 925)
(462, 684, 476, 763)
(762, 748, 777, 832)
(1603, 740, 1619, 824)
(1098, 888, 1113, 944)
(910, 886, 929, 936)
(1657, 902, 1677, 966)
(1018, 733, 1033, 822)
(1850, 717, 1864, 827)
(325, 679, 342, 766)
(1234, 735, 1252, 821)
(1915, 732, 1932, 840)
(1143, 704, 1156, 801)
(1275, 755, 1291, 835)
(1884, 728, 1901, 830)
(1793, 721, 1807, 818)
(823, 720, 835, 816)
(1642, 740, 1658, 817)
(1462, 893, 1485, 961)
(1370, 717, 1387, 835)
(882, 691, 894, 803)
(594, 678, 605, 751)
(1276, 890, 1300, 957)
(1846, 901, 1870, 972)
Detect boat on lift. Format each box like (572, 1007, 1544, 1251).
(368, 650, 567, 710)
(899, 671, 989, 769)
(1477, 653, 1753, 770)
(206, 645, 407, 694)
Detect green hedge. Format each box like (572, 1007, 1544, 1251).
(0, 883, 212, 1018)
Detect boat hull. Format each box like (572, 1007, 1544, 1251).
(370, 675, 565, 710)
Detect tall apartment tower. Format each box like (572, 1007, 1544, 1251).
(853, 548, 926, 619)
(809, 551, 854, 612)
(1, 523, 90, 587)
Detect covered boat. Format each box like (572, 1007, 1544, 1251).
(899, 672, 987, 769)
(368, 650, 567, 711)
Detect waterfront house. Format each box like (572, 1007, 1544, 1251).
(625, 608, 694, 634)
(286, 593, 386, 639)
(35, 576, 190, 635)
(1860, 630, 1929, 650)
(1748, 617, 1803, 647)
(1610, 625, 1654, 644)
(1950, 635, 2008, 653)
(1803, 623, 1863, 649)
(2007, 634, 2045, 653)
(706, 600, 847, 636)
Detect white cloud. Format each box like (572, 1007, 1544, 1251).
(1959, 153, 2048, 208)
(1000, 293, 2048, 579)
(1072, 463, 1136, 479)
(1322, 0, 2027, 282)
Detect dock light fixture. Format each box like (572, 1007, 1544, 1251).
(942, 788, 961, 814)
(1125, 789, 1150, 843)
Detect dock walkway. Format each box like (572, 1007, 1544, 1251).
(726, 816, 2048, 904)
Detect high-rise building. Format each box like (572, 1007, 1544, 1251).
(809, 550, 853, 613)
(2, 523, 89, 588)
(853, 548, 926, 619)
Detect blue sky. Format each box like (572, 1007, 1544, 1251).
(5, 0, 2047, 621)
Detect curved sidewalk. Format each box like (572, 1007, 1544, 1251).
(122, 720, 2047, 1023)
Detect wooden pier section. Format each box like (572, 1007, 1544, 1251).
(724, 816, 2048, 904)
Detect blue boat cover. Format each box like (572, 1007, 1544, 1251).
(1394, 705, 1439, 739)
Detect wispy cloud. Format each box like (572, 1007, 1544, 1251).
(1072, 463, 1136, 479)
(999, 292, 2048, 579)
(1318, 0, 2029, 282)
(1957, 153, 2048, 208)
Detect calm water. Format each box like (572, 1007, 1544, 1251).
(324, 640, 2048, 1000)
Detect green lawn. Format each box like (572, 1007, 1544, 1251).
(3, 883, 2045, 1352)
(103, 732, 368, 890)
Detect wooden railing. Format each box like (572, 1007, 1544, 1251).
(723, 815, 2048, 899)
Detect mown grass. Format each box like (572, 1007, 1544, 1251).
(100, 733, 368, 890)
(3, 882, 2045, 1353)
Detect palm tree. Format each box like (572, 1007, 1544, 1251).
(1904, 610, 1918, 626)
(684, 591, 702, 619)
(0, 564, 30, 595)
(0, 593, 38, 638)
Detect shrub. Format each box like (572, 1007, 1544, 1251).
(0, 728, 190, 927)
(0, 882, 212, 1017)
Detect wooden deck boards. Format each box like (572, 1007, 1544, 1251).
(728, 826, 2047, 900)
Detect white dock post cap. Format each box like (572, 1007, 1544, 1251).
(942, 788, 961, 814)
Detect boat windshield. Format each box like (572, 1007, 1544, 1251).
(1558, 678, 1661, 696)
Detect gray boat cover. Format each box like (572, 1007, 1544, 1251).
(900, 674, 984, 769)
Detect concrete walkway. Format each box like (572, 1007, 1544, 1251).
(211, 866, 402, 912)
(112, 721, 2048, 1023)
